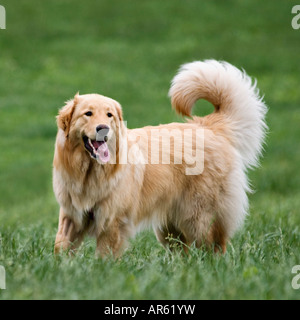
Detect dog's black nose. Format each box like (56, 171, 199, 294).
(96, 124, 109, 133)
(96, 125, 110, 142)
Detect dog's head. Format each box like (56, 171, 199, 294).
(57, 93, 124, 164)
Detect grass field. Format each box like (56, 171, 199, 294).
(0, 0, 300, 300)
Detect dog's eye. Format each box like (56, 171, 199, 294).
(85, 111, 93, 116)
(107, 112, 113, 118)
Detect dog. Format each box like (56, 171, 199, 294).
(53, 60, 267, 257)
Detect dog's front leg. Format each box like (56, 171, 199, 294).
(96, 219, 128, 258)
(54, 208, 85, 255)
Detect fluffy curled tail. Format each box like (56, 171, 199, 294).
(169, 60, 268, 168)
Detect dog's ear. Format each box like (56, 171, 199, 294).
(114, 101, 123, 122)
(56, 93, 79, 137)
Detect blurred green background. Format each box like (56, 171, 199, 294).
(0, 0, 299, 299)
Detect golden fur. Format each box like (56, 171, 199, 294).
(53, 60, 267, 257)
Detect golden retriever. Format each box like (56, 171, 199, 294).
(53, 60, 267, 257)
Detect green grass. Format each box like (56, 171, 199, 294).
(0, 0, 300, 300)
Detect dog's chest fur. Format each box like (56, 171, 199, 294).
(53, 145, 123, 223)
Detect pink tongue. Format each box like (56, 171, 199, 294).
(96, 142, 110, 163)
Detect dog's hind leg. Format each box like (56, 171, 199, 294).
(180, 213, 227, 254)
(54, 208, 85, 255)
(155, 223, 189, 253)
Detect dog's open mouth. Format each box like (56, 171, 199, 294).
(83, 136, 110, 163)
